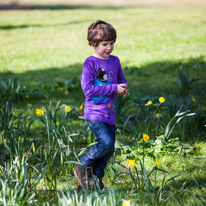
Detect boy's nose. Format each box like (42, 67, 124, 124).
(107, 45, 112, 50)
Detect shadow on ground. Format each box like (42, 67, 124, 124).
(0, 20, 86, 30)
(165, 174, 206, 200)
(1, 56, 206, 107)
(0, 3, 142, 10)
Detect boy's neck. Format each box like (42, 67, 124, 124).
(93, 54, 109, 60)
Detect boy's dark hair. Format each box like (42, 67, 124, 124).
(87, 20, 117, 47)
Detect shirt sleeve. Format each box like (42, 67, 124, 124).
(81, 61, 118, 97)
(117, 58, 127, 85)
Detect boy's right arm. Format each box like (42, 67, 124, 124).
(81, 63, 118, 97)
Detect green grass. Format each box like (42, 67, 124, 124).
(0, 2, 206, 205)
(1, 6, 206, 100)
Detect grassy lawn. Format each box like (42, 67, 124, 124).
(0, 1, 206, 205)
(1, 6, 206, 102)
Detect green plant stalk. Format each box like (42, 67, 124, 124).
(146, 103, 161, 135)
(164, 107, 196, 140)
(143, 140, 145, 173)
(134, 166, 141, 190)
(153, 169, 157, 206)
(142, 140, 146, 192)
(128, 167, 139, 191)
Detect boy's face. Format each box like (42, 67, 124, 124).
(92, 40, 115, 59)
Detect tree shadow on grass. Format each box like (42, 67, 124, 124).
(4, 64, 84, 107)
(0, 3, 137, 11)
(165, 175, 206, 202)
(0, 20, 86, 30)
(124, 56, 206, 98)
(1, 56, 206, 107)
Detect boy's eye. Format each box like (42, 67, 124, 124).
(102, 42, 114, 47)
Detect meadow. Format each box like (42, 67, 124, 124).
(0, 1, 206, 205)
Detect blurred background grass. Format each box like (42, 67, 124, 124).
(0, 0, 205, 108)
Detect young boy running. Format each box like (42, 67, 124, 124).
(74, 20, 128, 189)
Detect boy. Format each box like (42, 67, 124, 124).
(74, 20, 127, 189)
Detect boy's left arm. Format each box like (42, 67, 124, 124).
(117, 63, 128, 96)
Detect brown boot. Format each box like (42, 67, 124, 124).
(74, 165, 93, 188)
(87, 177, 96, 190)
(74, 164, 86, 187)
(86, 167, 98, 190)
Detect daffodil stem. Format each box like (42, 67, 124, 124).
(45, 112, 50, 145)
(146, 104, 161, 135)
(143, 140, 145, 169)
(143, 140, 145, 191)
(153, 169, 157, 206)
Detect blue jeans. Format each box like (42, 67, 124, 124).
(80, 120, 116, 178)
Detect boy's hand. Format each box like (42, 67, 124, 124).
(117, 84, 128, 96)
(123, 87, 128, 97)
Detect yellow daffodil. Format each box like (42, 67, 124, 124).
(35, 108, 45, 116)
(32, 142, 35, 153)
(145, 100, 153, 106)
(159, 97, 165, 103)
(67, 198, 72, 205)
(64, 105, 71, 113)
(191, 96, 196, 102)
(156, 159, 160, 167)
(143, 133, 150, 141)
(128, 159, 137, 167)
(107, 104, 112, 108)
(122, 199, 132, 206)
(80, 103, 84, 110)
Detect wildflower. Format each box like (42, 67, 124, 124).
(143, 133, 150, 141)
(145, 100, 152, 106)
(35, 108, 45, 116)
(32, 142, 35, 153)
(80, 103, 84, 110)
(128, 159, 137, 167)
(64, 105, 71, 113)
(67, 198, 72, 205)
(3, 138, 6, 143)
(159, 97, 165, 103)
(122, 199, 132, 206)
(156, 159, 160, 167)
(107, 104, 112, 108)
(191, 96, 196, 102)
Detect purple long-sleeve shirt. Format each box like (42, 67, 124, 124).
(80, 55, 127, 125)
